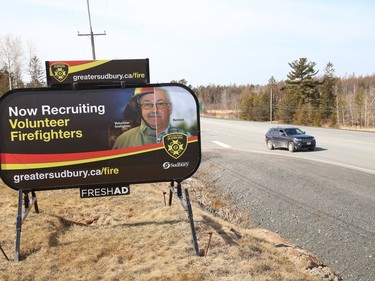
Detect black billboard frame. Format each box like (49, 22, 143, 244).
(2, 81, 202, 261)
(0, 82, 201, 191)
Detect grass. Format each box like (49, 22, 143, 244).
(0, 177, 340, 281)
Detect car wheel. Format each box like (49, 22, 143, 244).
(266, 140, 274, 150)
(288, 142, 295, 152)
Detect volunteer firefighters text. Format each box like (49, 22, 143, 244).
(7, 104, 105, 143)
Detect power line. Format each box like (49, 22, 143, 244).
(78, 0, 106, 59)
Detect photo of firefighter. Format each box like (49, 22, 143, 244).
(112, 87, 192, 149)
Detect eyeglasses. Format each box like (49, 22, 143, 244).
(139, 102, 170, 110)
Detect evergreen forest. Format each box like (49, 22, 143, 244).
(190, 58, 375, 130)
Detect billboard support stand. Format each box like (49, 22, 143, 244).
(14, 190, 39, 262)
(169, 181, 200, 256)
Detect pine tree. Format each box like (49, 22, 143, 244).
(239, 93, 254, 120)
(320, 62, 337, 122)
(27, 55, 46, 87)
(278, 58, 320, 124)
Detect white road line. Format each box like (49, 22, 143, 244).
(212, 141, 231, 148)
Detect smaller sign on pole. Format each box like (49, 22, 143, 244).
(45, 59, 150, 86)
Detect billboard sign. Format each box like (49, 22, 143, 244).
(0, 83, 200, 191)
(45, 59, 150, 85)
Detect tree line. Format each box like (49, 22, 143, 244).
(1, 35, 374, 129)
(191, 59, 375, 129)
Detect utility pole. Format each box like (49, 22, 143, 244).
(270, 88, 273, 122)
(78, 0, 106, 59)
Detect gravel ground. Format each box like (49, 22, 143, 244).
(196, 149, 375, 281)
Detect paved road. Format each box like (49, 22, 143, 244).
(199, 117, 375, 280)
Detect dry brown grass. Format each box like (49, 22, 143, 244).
(0, 179, 339, 281)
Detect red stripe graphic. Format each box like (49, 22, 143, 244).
(1, 136, 198, 164)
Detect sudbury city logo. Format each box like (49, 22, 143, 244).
(50, 63, 69, 82)
(163, 133, 188, 159)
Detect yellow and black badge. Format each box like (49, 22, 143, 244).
(50, 63, 69, 82)
(163, 133, 188, 159)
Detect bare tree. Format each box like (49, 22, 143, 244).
(0, 34, 24, 90)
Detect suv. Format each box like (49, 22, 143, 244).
(265, 126, 316, 152)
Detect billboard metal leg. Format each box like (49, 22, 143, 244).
(168, 182, 200, 256)
(15, 190, 23, 262)
(177, 182, 182, 198)
(31, 191, 39, 214)
(168, 181, 174, 206)
(184, 188, 200, 256)
(14, 190, 39, 262)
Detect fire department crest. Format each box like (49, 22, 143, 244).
(163, 133, 188, 159)
(50, 63, 69, 82)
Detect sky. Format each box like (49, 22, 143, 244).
(1, 0, 375, 87)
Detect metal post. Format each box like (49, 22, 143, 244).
(177, 181, 182, 198)
(184, 188, 200, 256)
(168, 182, 200, 256)
(163, 191, 167, 206)
(86, 0, 96, 59)
(32, 191, 39, 213)
(14, 190, 39, 261)
(270, 88, 273, 122)
(24, 191, 29, 209)
(14, 190, 23, 262)
(205, 232, 213, 257)
(168, 181, 174, 206)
